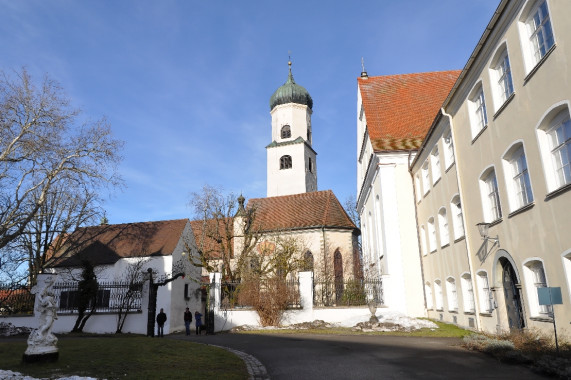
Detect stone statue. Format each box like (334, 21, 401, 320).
(24, 274, 59, 362)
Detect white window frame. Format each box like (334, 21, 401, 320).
(489, 45, 514, 111)
(434, 279, 443, 311)
(437, 207, 449, 247)
(476, 271, 493, 313)
(501, 142, 534, 212)
(443, 130, 455, 169)
(518, 0, 555, 74)
(460, 273, 476, 313)
(431, 146, 441, 184)
(522, 258, 552, 317)
(479, 167, 502, 222)
(427, 217, 437, 253)
(450, 194, 464, 240)
(468, 83, 488, 139)
(446, 277, 458, 312)
(536, 105, 571, 192)
(425, 282, 433, 309)
(422, 161, 430, 195)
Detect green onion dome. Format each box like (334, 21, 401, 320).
(270, 63, 313, 110)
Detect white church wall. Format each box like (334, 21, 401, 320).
(270, 103, 311, 143)
(267, 142, 310, 196)
(358, 151, 425, 317)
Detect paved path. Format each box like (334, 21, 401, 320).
(172, 333, 547, 380)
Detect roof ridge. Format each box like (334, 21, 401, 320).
(359, 69, 461, 81)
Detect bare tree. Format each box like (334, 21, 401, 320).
(115, 258, 148, 333)
(9, 184, 102, 286)
(71, 260, 98, 333)
(188, 185, 262, 282)
(0, 67, 123, 253)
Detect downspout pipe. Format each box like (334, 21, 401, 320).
(441, 107, 481, 331)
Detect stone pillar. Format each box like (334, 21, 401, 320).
(299, 271, 313, 312)
(24, 273, 59, 363)
(209, 272, 221, 311)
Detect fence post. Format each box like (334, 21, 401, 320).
(299, 271, 313, 312)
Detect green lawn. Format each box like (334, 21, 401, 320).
(0, 334, 248, 380)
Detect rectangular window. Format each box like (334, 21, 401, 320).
(427, 218, 437, 252)
(451, 196, 465, 239)
(474, 89, 488, 134)
(484, 171, 502, 221)
(431, 147, 441, 184)
(461, 275, 476, 313)
(435, 281, 443, 310)
(443, 131, 454, 168)
(497, 53, 514, 104)
(548, 117, 571, 187)
(528, 1, 554, 64)
(446, 279, 458, 312)
(422, 161, 430, 195)
(477, 272, 493, 313)
(511, 147, 534, 208)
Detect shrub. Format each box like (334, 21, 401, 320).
(238, 277, 293, 326)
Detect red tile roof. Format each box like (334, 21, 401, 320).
(189, 190, 358, 260)
(48, 219, 189, 267)
(358, 71, 460, 151)
(248, 190, 357, 232)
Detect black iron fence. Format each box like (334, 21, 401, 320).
(54, 281, 144, 314)
(313, 277, 383, 307)
(0, 284, 34, 316)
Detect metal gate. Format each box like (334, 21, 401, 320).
(204, 278, 215, 334)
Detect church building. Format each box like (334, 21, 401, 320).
(193, 61, 362, 284)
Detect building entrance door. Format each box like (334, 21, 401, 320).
(501, 259, 525, 330)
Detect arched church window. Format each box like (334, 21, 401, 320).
(281, 125, 291, 139)
(280, 155, 292, 169)
(308, 157, 313, 173)
(303, 251, 314, 271)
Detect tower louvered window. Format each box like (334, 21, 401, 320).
(280, 155, 292, 169)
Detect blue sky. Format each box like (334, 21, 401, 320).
(0, 0, 498, 224)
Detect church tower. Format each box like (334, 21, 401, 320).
(267, 61, 317, 197)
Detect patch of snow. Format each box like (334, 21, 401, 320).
(0, 370, 100, 380)
(230, 311, 437, 332)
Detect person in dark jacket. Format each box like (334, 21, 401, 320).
(183, 307, 192, 336)
(194, 311, 203, 335)
(156, 308, 167, 337)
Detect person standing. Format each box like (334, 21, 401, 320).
(156, 308, 167, 337)
(183, 307, 192, 336)
(194, 310, 203, 335)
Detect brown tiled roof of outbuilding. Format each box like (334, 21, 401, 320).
(248, 190, 357, 232)
(48, 219, 189, 267)
(358, 70, 460, 151)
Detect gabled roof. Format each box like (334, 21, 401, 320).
(48, 219, 189, 267)
(358, 71, 460, 151)
(248, 190, 357, 232)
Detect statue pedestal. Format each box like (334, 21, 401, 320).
(23, 350, 59, 363)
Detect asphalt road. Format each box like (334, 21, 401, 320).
(174, 333, 547, 380)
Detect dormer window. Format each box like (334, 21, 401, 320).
(281, 125, 291, 139)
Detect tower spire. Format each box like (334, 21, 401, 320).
(361, 57, 368, 78)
